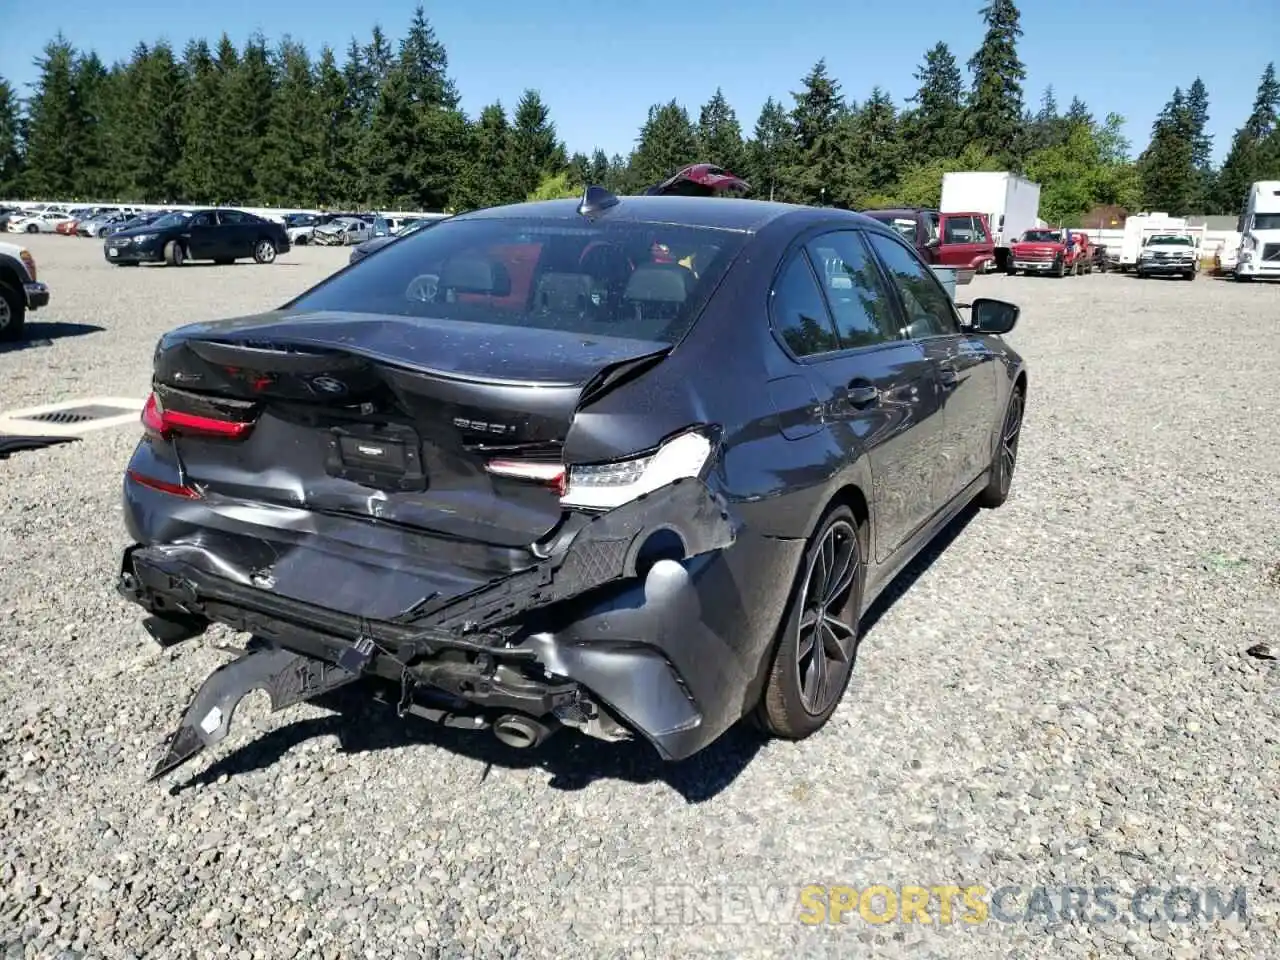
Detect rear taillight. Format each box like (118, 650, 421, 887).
(142, 391, 255, 441)
(484, 427, 716, 511)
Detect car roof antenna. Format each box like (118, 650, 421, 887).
(578, 185, 620, 217)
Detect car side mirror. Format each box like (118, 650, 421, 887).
(925, 237, 941, 249)
(969, 297, 1019, 335)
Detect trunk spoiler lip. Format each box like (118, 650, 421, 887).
(165, 314, 675, 390)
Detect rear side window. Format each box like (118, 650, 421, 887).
(865, 233, 959, 339)
(770, 254, 841, 357)
(805, 231, 899, 348)
(288, 218, 749, 345)
(864, 212, 917, 246)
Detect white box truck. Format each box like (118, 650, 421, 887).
(1235, 180, 1280, 280)
(940, 171, 1041, 270)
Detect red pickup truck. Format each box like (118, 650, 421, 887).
(861, 207, 997, 274)
(1007, 229, 1092, 277)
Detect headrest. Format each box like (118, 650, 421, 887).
(534, 272, 595, 312)
(623, 264, 691, 303)
(440, 257, 511, 296)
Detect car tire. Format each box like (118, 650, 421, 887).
(1184, 270, 1196, 281)
(1006, 268, 1018, 277)
(253, 239, 277, 264)
(164, 241, 185, 267)
(26, 224, 38, 234)
(754, 504, 865, 741)
(1053, 259, 1066, 278)
(0, 281, 26, 343)
(976, 386, 1024, 509)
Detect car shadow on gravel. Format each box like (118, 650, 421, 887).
(168, 504, 982, 802)
(0, 321, 104, 353)
(173, 690, 769, 803)
(155, 262, 309, 268)
(860, 502, 980, 635)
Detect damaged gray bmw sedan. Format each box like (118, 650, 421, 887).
(117, 187, 1028, 779)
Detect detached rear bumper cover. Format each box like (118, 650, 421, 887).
(120, 478, 743, 772)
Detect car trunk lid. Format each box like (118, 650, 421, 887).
(149, 309, 670, 548)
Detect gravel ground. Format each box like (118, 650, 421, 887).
(0, 236, 1277, 959)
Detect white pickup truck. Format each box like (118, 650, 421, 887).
(0, 240, 51, 341)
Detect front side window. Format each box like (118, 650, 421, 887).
(770, 254, 841, 357)
(865, 233, 960, 339)
(288, 218, 749, 345)
(943, 215, 976, 244)
(805, 231, 899, 349)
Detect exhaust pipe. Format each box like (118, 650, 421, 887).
(492, 713, 556, 750)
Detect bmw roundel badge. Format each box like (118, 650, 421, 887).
(310, 376, 347, 395)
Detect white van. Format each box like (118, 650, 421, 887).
(1235, 180, 1280, 280)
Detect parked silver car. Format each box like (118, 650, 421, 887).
(313, 217, 372, 246)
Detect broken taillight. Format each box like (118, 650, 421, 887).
(484, 427, 717, 510)
(142, 391, 255, 441)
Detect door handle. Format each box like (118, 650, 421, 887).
(843, 382, 880, 407)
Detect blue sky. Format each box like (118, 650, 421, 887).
(4, 0, 1278, 165)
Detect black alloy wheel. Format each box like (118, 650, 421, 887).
(756, 505, 864, 739)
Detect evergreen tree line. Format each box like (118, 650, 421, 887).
(2, 1, 1279, 221)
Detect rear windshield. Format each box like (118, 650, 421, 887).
(288, 217, 750, 344)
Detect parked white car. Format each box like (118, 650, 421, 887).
(8, 211, 74, 234)
(0, 239, 51, 341)
(283, 213, 326, 246)
(313, 217, 372, 246)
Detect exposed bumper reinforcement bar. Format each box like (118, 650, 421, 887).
(120, 478, 740, 777)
